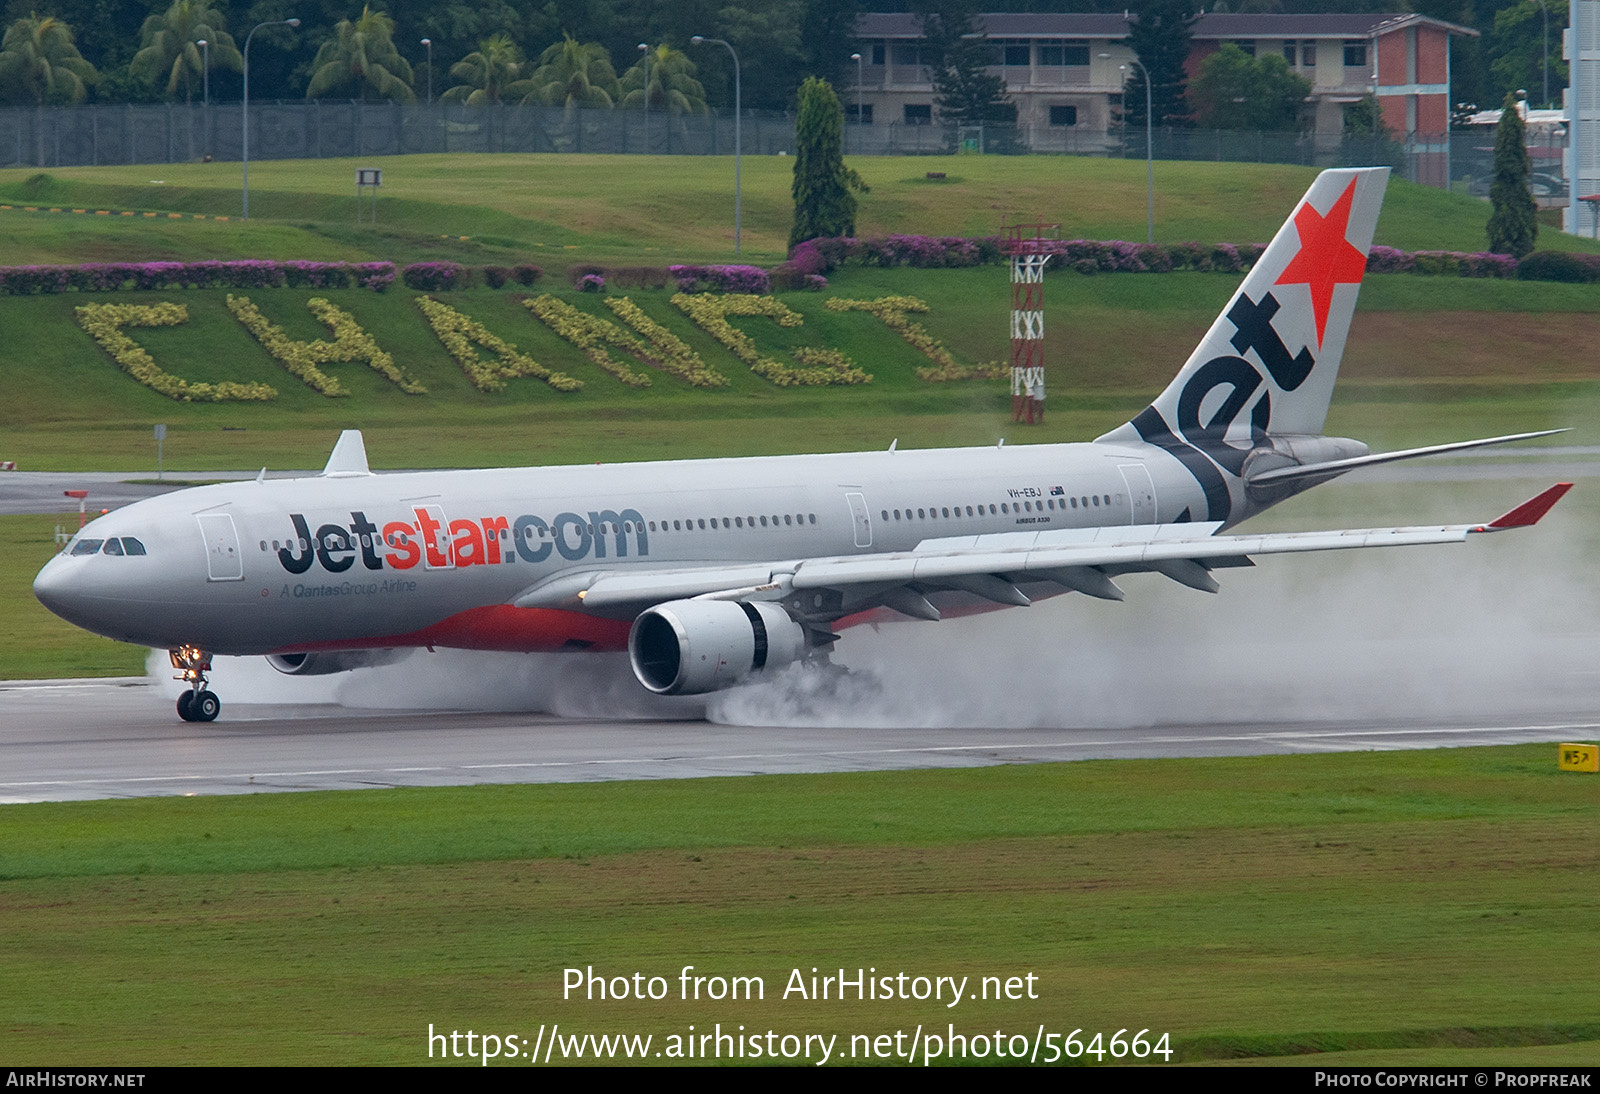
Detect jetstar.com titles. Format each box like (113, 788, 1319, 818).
(275, 506, 649, 576)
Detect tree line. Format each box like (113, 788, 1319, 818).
(0, 0, 1567, 125)
(0, 0, 862, 113)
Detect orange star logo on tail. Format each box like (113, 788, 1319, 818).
(1274, 179, 1367, 348)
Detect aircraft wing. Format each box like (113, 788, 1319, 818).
(525, 483, 1572, 618)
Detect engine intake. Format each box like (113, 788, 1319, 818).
(629, 599, 807, 695)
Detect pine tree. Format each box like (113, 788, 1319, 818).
(790, 77, 869, 248)
(1124, 0, 1199, 129)
(1487, 90, 1537, 258)
(917, 1, 1011, 125)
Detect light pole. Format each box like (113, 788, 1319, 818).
(851, 52, 863, 154)
(692, 35, 740, 254)
(1102, 52, 1154, 244)
(1535, 0, 1550, 109)
(421, 38, 432, 105)
(638, 43, 649, 152)
(198, 39, 209, 158)
(243, 17, 299, 220)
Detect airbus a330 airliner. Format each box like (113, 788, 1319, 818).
(34, 167, 1571, 722)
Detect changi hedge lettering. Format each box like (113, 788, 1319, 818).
(73, 293, 976, 402)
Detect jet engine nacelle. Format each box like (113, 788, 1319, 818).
(629, 599, 807, 695)
(266, 650, 407, 676)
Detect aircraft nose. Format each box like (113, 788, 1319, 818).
(32, 555, 80, 619)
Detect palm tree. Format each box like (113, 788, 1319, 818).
(619, 44, 708, 116)
(441, 33, 521, 105)
(512, 36, 620, 110)
(0, 15, 96, 107)
(129, 0, 240, 102)
(305, 5, 414, 103)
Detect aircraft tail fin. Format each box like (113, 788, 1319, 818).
(1099, 167, 1389, 450)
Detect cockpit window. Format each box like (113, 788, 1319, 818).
(70, 539, 104, 556)
(102, 537, 124, 556)
(122, 537, 147, 555)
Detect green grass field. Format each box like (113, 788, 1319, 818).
(3, 746, 1596, 1065)
(5, 155, 1598, 265)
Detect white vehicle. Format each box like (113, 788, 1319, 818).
(34, 167, 1569, 722)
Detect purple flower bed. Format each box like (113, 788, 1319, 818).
(669, 264, 771, 294)
(0, 260, 395, 294)
(790, 232, 1552, 280)
(770, 242, 830, 290)
(576, 273, 606, 293)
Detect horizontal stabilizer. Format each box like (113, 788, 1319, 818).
(1247, 429, 1568, 487)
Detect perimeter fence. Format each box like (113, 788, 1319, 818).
(0, 99, 1568, 199)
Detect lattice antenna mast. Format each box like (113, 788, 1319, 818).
(1001, 220, 1059, 424)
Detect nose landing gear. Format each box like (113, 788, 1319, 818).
(170, 646, 221, 723)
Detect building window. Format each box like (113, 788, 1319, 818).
(904, 103, 932, 125)
(1049, 105, 1078, 126)
(871, 43, 885, 65)
(997, 39, 1030, 66)
(891, 43, 921, 67)
(1301, 41, 1317, 67)
(1282, 42, 1297, 66)
(1038, 42, 1090, 67)
(847, 103, 873, 124)
(1344, 40, 1367, 67)
(1230, 39, 1256, 57)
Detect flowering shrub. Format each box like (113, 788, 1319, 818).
(770, 242, 830, 291)
(402, 262, 472, 291)
(669, 264, 772, 294)
(825, 295, 1005, 382)
(227, 295, 425, 396)
(523, 295, 651, 387)
(415, 296, 580, 392)
(671, 293, 870, 386)
(1516, 250, 1600, 282)
(0, 260, 394, 294)
(576, 273, 606, 293)
(76, 302, 277, 402)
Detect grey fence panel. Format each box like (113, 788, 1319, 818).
(0, 101, 1570, 203)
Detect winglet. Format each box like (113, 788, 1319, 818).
(1477, 483, 1573, 531)
(322, 429, 372, 477)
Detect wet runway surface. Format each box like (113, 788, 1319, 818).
(2, 676, 1594, 803)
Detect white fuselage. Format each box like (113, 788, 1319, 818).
(33, 439, 1211, 656)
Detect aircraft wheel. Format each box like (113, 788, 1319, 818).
(177, 689, 196, 722)
(192, 691, 221, 723)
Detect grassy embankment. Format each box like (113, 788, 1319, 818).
(2, 744, 1596, 1065)
(1, 155, 1596, 471)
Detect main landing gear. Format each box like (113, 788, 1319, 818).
(170, 646, 221, 723)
